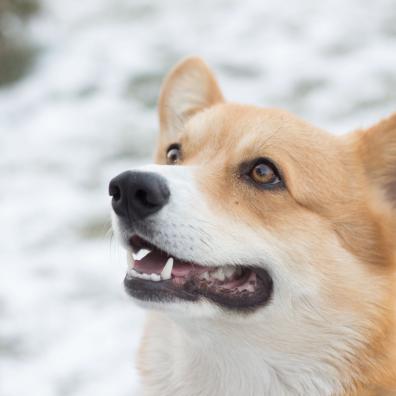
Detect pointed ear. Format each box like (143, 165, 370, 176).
(158, 57, 224, 138)
(355, 113, 396, 207)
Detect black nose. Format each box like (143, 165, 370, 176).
(109, 171, 170, 221)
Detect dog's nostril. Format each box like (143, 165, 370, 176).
(109, 184, 121, 201)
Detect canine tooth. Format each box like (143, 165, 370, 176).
(161, 257, 174, 280)
(151, 273, 161, 282)
(133, 248, 151, 261)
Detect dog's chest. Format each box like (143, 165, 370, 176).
(138, 315, 342, 396)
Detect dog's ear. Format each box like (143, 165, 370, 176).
(355, 113, 396, 208)
(158, 57, 224, 138)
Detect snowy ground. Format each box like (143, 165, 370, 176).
(1, 1, 396, 395)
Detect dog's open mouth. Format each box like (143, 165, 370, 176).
(124, 235, 273, 310)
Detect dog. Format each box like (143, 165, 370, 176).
(109, 57, 396, 396)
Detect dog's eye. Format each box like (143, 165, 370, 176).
(249, 160, 282, 187)
(166, 144, 181, 164)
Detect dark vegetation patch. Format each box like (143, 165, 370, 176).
(0, 0, 40, 87)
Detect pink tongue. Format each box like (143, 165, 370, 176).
(171, 262, 194, 277)
(133, 251, 197, 277)
(134, 251, 166, 274)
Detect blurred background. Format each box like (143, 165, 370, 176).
(1, 0, 396, 395)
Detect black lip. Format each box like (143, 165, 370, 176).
(124, 266, 273, 312)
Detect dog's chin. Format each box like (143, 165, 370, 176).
(123, 235, 273, 312)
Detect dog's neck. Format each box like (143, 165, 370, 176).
(138, 312, 373, 396)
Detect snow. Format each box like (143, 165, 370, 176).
(1, 0, 396, 395)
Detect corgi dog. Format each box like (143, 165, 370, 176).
(109, 57, 396, 396)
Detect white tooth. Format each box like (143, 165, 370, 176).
(200, 272, 210, 281)
(127, 269, 153, 281)
(214, 269, 225, 281)
(161, 257, 174, 280)
(127, 268, 138, 277)
(127, 252, 135, 269)
(223, 267, 233, 279)
(150, 273, 161, 282)
(133, 248, 151, 261)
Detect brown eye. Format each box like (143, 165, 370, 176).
(166, 144, 181, 164)
(250, 162, 280, 185)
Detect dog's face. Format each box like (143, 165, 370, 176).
(110, 58, 396, 351)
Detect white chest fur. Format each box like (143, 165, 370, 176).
(138, 313, 350, 396)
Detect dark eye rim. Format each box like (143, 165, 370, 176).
(166, 143, 182, 164)
(239, 157, 285, 190)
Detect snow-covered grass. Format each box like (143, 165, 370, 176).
(1, 1, 396, 395)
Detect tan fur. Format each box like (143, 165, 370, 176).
(134, 57, 396, 395)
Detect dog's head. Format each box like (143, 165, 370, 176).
(110, 57, 396, 351)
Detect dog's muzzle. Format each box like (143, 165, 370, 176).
(109, 168, 274, 311)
